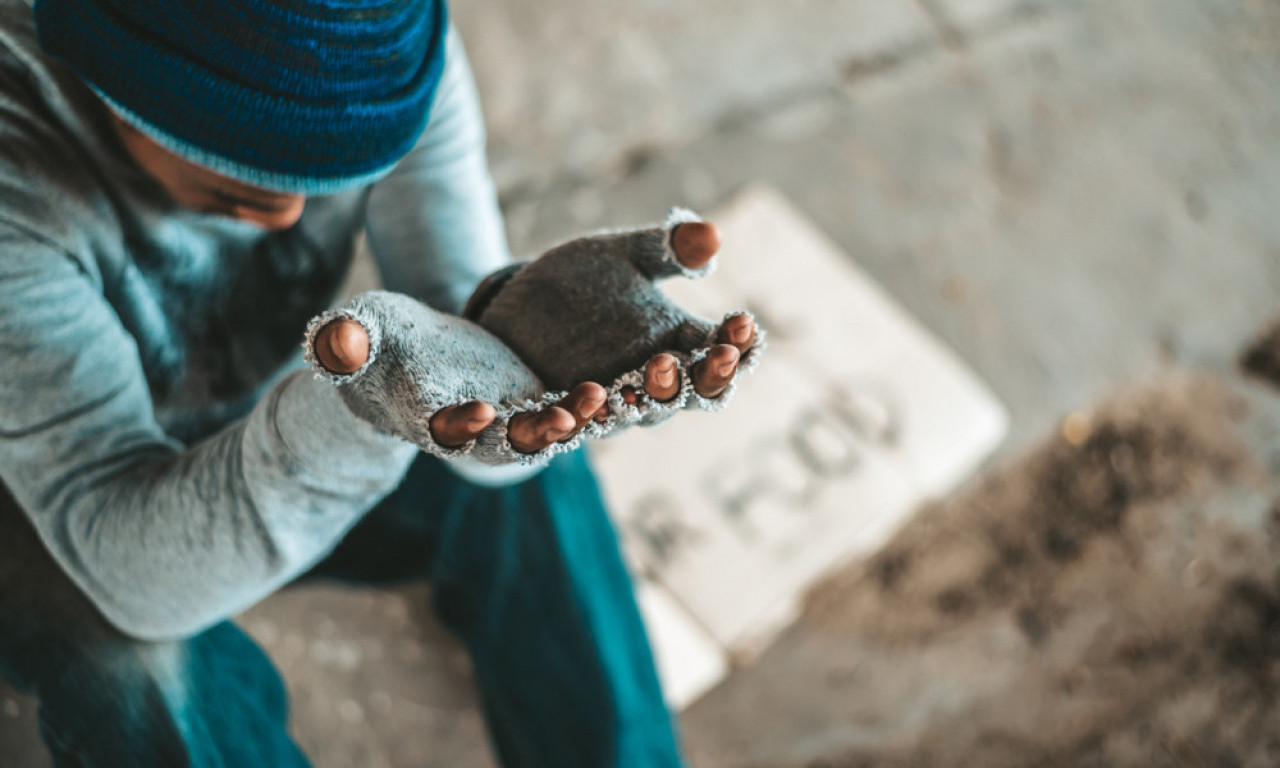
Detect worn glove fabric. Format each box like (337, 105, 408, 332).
(305, 209, 764, 465)
(305, 290, 556, 465)
(469, 208, 764, 423)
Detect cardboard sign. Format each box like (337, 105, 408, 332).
(592, 186, 1008, 707)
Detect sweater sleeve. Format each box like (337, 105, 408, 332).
(363, 27, 546, 484)
(0, 227, 418, 640)
(363, 26, 513, 317)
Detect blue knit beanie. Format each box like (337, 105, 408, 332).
(34, 0, 449, 194)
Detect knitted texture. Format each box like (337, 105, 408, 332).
(470, 208, 764, 419)
(305, 209, 765, 466)
(34, 0, 449, 193)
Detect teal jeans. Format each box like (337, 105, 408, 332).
(0, 451, 684, 768)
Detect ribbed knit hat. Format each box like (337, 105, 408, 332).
(34, 0, 449, 194)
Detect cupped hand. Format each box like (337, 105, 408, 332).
(309, 319, 598, 453)
(618, 313, 756, 406)
(312, 317, 499, 448)
(310, 218, 754, 455)
(620, 219, 756, 405)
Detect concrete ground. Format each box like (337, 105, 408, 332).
(4, 0, 1280, 765)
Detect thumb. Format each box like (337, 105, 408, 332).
(313, 317, 370, 374)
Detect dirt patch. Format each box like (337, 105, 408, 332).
(808, 373, 1254, 642)
(761, 373, 1280, 768)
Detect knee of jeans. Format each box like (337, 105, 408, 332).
(1, 610, 177, 696)
(6, 628, 189, 721)
(26, 638, 198, 767)
(125, 640, 189, 697)
(61, 636, 191, 708)
(536, 449, 598, 489)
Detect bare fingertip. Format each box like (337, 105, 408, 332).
(721, 314, 755, 348)
(672, 221, 721, 269)
(576, 397, 601, 420)
(466, 412, 495, 431)
(315, 318, 370, 374)
(576, 381, 608, 402)
(546, 406, 576, 433)
(710, 343, 740, 363)
(649, 365, 677, 390)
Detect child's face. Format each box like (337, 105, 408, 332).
(109, 111, 307, 231)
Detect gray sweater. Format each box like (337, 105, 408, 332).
(0, 1, 513, 640)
